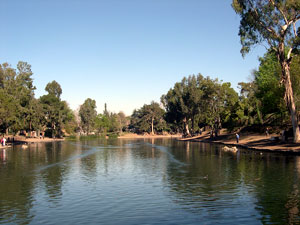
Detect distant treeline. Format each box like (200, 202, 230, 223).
(1, 51, 299, 137)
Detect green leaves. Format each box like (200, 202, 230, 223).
(79, 98, 97, 135)
(162, 74, 238, 134)
(45, 80, 62, 99)
(130, 101, 165, 134)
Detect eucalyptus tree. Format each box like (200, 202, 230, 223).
(45, 80, 62, 99)
(145, 101, 165, 135)
(116, 111, 128, 134)
(79, 98, 97, 135)
(16, 62, 39, 132)
(0, 62, 36, 134)
(0, 63, 18, 133)
(40, 81, 73, 137)
(162, 74, 238, 136)
(130, 102, 165, 134)
(198, 76, 222, 132)
(232, 0, 300, 142)
(162, 75, 203, 136)
(218, 82, 240, 130)
(161, 82, 190, 136)
(253, 51, 300, 125)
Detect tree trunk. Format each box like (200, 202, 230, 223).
(151, 117, 154, 135)
(281, 59, 300, 143)
(191, 115, 195, 136)
(183, 117, 190, 137)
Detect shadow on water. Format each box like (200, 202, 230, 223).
(162, 140, 300, 224)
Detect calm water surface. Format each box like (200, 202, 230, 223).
(1, 138, 300, 224)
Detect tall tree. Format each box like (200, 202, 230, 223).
(232, 0, 300, 142)
(0, 62, 36, 134)
(79, 98, 97, 135)
(162, 74, 238, 136)
(130, 102, 165, 134)
(254, 51, 286, 122)
(116, 111, 128, 134)
(40, 81, 73, 137)
(45, 80, 62, 99)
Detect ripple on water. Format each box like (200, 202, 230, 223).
(1, 140, 298, 225)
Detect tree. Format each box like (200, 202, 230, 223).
(94, 113, 110, 134)
(130, 102, 166, 134)
(162, 74, 238, 136)
(161, 76, 202, 136)
(116, 111, 128, 134)
(40, 81, 73, 137)
(231, 81, 263, 128)
(79, 98, 97, 135)
(232, 0, 300, 142)
(45, 80, 62, 99)
(144, 101, 165, 135)
(254, 51, 287, 124)
(0, 62, 36, 134)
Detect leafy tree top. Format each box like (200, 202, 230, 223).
(232, 0, 300, 58)
(45, 80, 62, 98)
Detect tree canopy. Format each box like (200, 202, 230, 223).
(232, 0, 300, 142)
(79, 98, 97, 135)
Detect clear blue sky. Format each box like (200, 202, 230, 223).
(1, 0, 266, 115)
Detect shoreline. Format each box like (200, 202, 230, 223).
(2, 132, 300, 154)
(118, 134, 182, 139)
(0, 137, 65, 149)
(179, 130, 300, 154)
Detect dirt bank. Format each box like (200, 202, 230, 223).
(179, 130, 300, 154)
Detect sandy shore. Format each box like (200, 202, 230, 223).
(179, 130, 300, 154)
(0, 136, 64, 149)
(118, 133, 181, 139)
(1, 131, 299, 154)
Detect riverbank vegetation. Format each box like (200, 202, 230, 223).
(1, 50, 299, 140)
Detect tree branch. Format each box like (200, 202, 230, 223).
(269, 0, 289, 25)
(287, 47, 293, 62)
(247, 0, 279, 39)
(293, 22, 297, 37)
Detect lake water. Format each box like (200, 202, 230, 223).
(1, 138, 300, 224)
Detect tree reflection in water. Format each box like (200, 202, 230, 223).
(163, 140, 300, 224)
(1, 139, 300, 224)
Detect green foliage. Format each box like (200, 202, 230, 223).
(254, 51, 286, 118)
(232, 0, 300, 57)
(162, 74, 239, 134)
(40, 83, 74, 137)
(232, 0, 300, 141)
(45, 80, 62, 98)
(130, 101, 166, 134)
(0, 62, 37, 133)
(79, 98, 97, 135)
(93, 107, 129, 136)
(0, 62, 75, 136)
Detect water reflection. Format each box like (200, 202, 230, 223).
(1, 139, 300, 224)
(164, 141, 300, 224)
